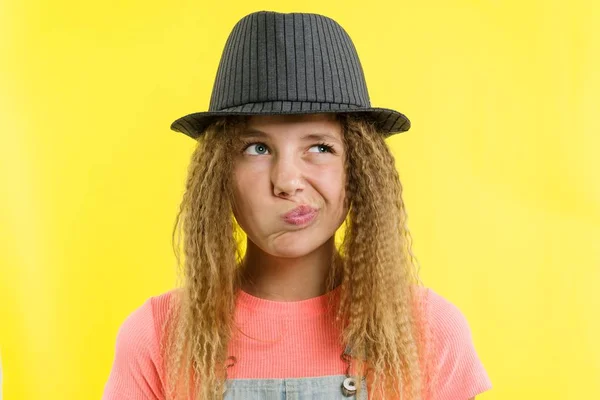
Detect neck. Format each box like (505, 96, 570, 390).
(240, 237, 341, 301)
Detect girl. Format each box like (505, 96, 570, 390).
(103, 10, 492, 400)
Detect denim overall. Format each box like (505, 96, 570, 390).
(223, 347, 368, 399)
(223, 374, 368, 400)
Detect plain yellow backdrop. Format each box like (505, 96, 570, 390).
(1, 0, 598, 399)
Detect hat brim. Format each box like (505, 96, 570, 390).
(170, 102, 410, 140)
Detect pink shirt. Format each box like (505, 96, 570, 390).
(102, 286, 492, 399)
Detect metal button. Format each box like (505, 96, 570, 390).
(341, 377, 357, 396)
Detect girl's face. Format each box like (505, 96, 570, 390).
(231, 113, 348, 258)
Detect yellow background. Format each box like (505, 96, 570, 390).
(1, 0, 598, 399)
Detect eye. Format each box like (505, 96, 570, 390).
(243, 143, 270, 155)
(308, 143, 335, 154)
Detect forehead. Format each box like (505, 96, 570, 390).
(244, 113, 342, 138)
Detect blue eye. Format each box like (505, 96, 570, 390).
(244, 143, 269, 155)
(308, 143, 334, 153)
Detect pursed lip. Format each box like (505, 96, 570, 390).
(282, 204, 319, 225)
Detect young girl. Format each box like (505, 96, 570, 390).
(102, 10, 492, 400)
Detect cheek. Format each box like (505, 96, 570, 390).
(315, 167, 346, 210)
(231, 169, 250, 219)
(231, 168, 267, 224)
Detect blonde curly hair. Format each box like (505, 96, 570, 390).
(159, 113, 434, 399)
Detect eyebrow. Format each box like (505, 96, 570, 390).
(240, 128, 341, 143)
(238, 128, 269, 138)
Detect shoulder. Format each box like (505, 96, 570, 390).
(416, 287, 493, 400)
(412, 286, 477, 351)
(102, 289, 182, 399)
(148, 288, 182, 333)
(422, 287, 473, 344)
(117, 289, 180, 349)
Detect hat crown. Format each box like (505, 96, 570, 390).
(209, 10, 372, 112)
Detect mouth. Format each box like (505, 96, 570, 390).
(282, 205, 319, 226)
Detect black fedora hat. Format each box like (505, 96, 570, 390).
(170, 10, 411, 139)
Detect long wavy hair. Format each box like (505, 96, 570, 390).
(160, 113, 435, 400)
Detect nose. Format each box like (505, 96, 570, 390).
(272, 154, 305, 198)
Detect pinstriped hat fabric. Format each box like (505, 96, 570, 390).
(170, 10, 411, 139)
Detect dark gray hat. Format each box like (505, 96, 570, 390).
(170, 10, 411, 139)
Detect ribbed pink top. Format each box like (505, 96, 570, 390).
(102, 286, 492, 399)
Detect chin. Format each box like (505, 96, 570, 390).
(272, 247, 315, 259)
(268, 234, 327, 259)
(269, 243, 318, 258)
